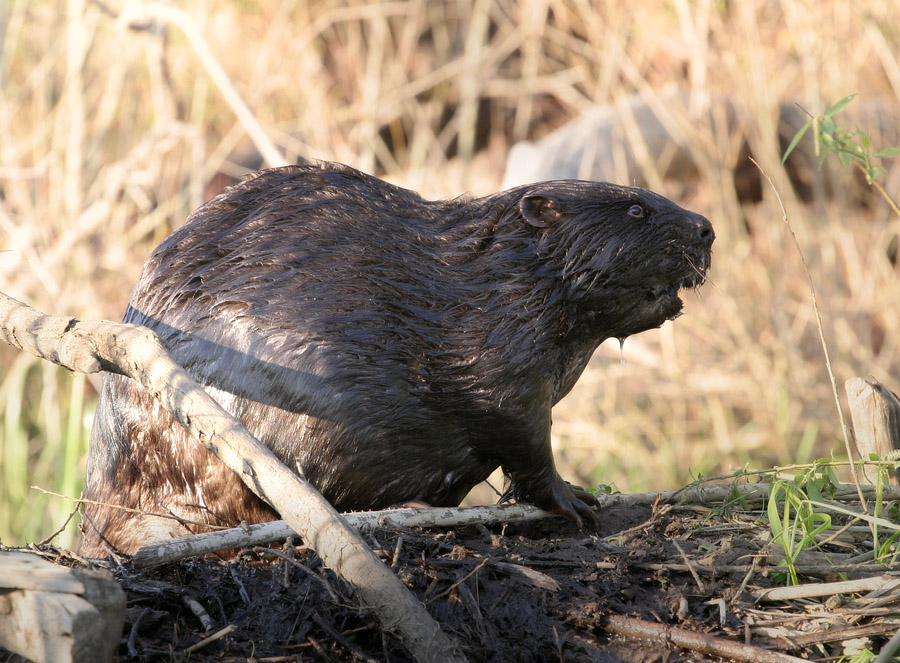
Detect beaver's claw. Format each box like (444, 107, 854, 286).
(551, 477, 601, 528)
(500, 473, 600, 528)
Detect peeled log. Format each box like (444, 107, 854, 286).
(845, 376, 900, 485)
(0, 551, 125, 663)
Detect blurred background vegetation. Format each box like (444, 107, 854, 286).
(1, 0, 898, 549)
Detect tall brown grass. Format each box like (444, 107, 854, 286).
(1, 0, 898, 547)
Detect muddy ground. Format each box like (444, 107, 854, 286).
(3, 495, 898, 662)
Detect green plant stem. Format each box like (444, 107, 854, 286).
(852, 160, 900, 218)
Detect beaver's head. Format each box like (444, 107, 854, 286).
(515, 181, 714, 341)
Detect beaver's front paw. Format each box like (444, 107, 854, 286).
(502, 472, 600, 528)
(549, 476, 601, 528)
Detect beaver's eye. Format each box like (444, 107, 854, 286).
(627, 204, 644, 219)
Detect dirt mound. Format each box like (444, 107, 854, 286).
(3, 498, 897, 662)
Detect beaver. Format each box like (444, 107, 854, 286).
(80, 161, 714, 556)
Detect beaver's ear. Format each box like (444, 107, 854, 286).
(520, 195, 565, 227)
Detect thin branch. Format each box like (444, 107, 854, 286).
(750, 158, 866, 513)
(602, 614, 809, 663)
(131, 483, 900, 566)
(851, 159, 900, 218)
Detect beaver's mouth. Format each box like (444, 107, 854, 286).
(645, 263, 709, 320)
(586, 247, 712, 339)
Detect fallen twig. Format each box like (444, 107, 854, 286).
(135, 503, 548, 567)
(183, 624, 236, 655)
(756, 620, 900, 648)
(602, 614, 808, 663)
(586, 558, 900, 581)
(184, 596, 215, 632)
(133, 483, 900, 566)
(673, 539, 706, 592)
(875, 622, 900, 663)
(311, 611, 380, 663)
(127, 607, 151, 658)
(754, 575, 900, 602)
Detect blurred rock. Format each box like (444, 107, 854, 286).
(502, 92, 899, 211)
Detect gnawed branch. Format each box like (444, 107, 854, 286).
(135, 482, 900, 566)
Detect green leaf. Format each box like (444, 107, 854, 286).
(806, 480, 824, 503)
(824, 93, 857, 117)
(874, 147, 900, 158)
(782, 120, 811, 164)
(867, 167, 887, 184)
(877, 531, 900, 562)
(834, 145, 865, 166)
(801, 510, 831, 542)
(767, 484, 785, 538)
(820, 132, 838, 165)
(808, 500, 900, 530)
(823, 467, 840, 495)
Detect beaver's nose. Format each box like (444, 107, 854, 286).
(690, 213, 715, 246)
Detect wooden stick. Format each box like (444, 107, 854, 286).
(134, 482, 900, 566)
(0, 291, 465, 663)
(753, 575, 900, 602)
(134, 503, 548, 567)
(603, 614, 809, 663)
(0, 551, 125, 663)
(875, 623, 900, 663)
(183, 624, 236, 655)
(764, 621, 900, 648)
(846, 377, 900, 485)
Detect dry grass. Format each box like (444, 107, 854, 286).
(1, 0, 899, 546)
